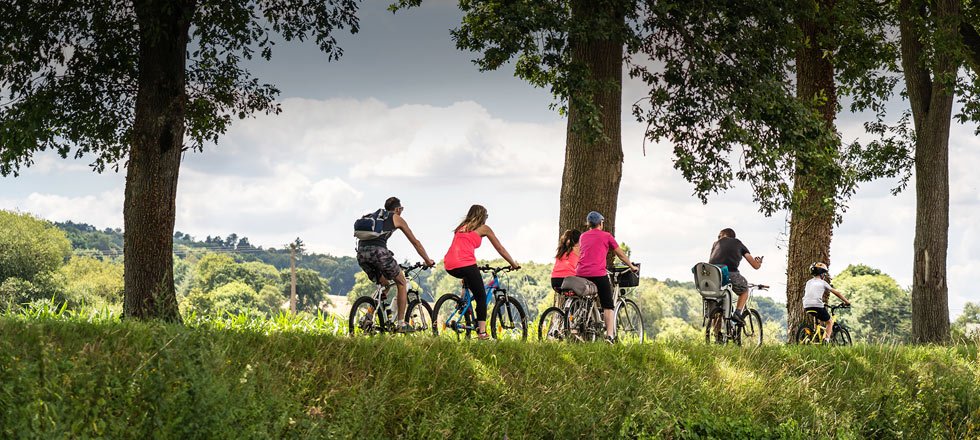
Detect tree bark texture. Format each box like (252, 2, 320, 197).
(785, 0, 840, 338)
(899, 0, 958, 344)
(558, 0, 625, 241)
(123, 0, 195, 321)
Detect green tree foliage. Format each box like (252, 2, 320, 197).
(348, 271, 379, 302)
(180, 253, 289, 316)
(306, 255, 360, 300)
(65, 223, 363, 297)
(58, 256, 124, 310)
(258, 284, 285, 314)
(0, 211, 71, 283)
(194, 254, 279, 294)
(280, 268, 331, 313)
(0, 273, 65, 313)
(56, 221, 124, 256)
(952, 302, 980, 340)
(831, 264, 912, 343)
(184, 281, 265, 317)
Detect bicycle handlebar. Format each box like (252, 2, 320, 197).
(477, 265, 518, 274)
(829, 303, 851, 311)
(399, 262, 431, 272)
(607, 263, 640, 274)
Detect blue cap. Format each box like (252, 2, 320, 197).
(586, 211, 604, 225)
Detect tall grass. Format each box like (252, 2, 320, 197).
(1, 306, 978, 439)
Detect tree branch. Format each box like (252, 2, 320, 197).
(960, 22, 980, 73)
(898, 0, 933, 124)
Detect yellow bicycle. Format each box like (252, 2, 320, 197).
(795, 303, 852, 345)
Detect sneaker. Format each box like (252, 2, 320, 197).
(476, 332, 491, 340)
(730, 310, 746, 325)
(604, 335, 616, 345)
(395, 323, 416, 333)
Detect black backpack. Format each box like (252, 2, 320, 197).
(353, 209, 390, 240)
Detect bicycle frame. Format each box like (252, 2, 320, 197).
(702, 283, 767, 345)
(702, 283, 766, 324)
(440, 266, 517, 332)
(552, 266, 643, 342)
(560, 293, 604, 341)
(799, 304, 850, 344)
(360, 263, 427, 332)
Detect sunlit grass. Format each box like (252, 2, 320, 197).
(1, 304, 978, 438)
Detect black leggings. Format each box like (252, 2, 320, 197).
(584, 275, 614, 310)
(447, 265, 488, 321)
(551, 277, 564, 293)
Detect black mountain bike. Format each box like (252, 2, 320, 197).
(348, 262, 432, 336)
(703, 283, 767, 347)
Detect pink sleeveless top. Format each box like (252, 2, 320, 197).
(551, 250, 580, 278)
(444, 229, 483, 270)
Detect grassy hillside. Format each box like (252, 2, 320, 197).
(1, 314, 977, 439)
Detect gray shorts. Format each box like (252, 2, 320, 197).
(729, 272, 748, 294)
(356, 246, 400, 284)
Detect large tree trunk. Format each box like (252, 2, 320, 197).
(899, 0, 958, 344)
(785, 0, 840, 338)
(558, 0, 625, 238)
(123, 0, 195, 321)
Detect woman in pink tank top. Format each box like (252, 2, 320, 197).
(550, 229, 581, 304)
(443, 204, 521, 339)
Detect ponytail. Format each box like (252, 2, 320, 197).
(555, 229, 582, 259)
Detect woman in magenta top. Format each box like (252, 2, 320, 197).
(444, 204, 520, 339)
(550, 229, 581, 294)
(577, 211, 638, 344)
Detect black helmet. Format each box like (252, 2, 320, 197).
(810, 262, 829, 276)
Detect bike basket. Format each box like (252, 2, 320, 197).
(560, 276, 598, 298)
(692, 262, 727, 300)
(616, 267, 640, 287)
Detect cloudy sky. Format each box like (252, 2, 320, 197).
(1, 2, 977, 316)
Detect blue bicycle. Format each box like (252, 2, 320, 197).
(431, 265, 528, 341)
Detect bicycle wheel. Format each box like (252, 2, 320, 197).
(795, 324, 817, 345)
(349, 296, 381, 336)
(432, 294, 470, 340)
(615, 298, 645, 344)
(831, 324, 852, 346)
(537, 306, 570, 341)
(704, 307, 727, 344)
(490, 297, 528, 341)
(405, 298, 434, 335)
(741, 309, 763, 347)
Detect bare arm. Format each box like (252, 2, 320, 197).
(394, 215, 434, 267)
(828, 286, 850, 305)
(478, 225, 519, 269)
(612, 247, 639, 272)
(743, 252, 763, 270)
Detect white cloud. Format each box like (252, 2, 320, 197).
(207, 98, 566, 185)
(0, 190, 125, 228)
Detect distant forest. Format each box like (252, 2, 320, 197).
(55, 221, 360, 297)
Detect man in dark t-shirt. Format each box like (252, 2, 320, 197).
(708, 228, 763, 322)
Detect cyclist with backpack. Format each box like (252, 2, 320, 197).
(443, 204, 521, 340)
(708, 228, 762, 324)
(804, 262, 850, 342)
(551, 229, 581, 296)
(577, 211, 638, 344)
(355, 197, 435, 333)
